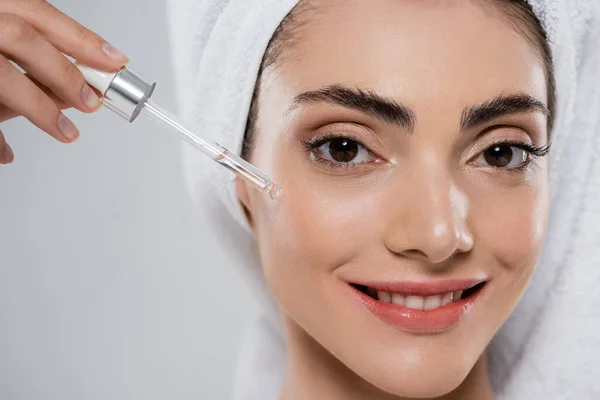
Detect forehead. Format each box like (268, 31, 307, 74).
(263, 0, 547, 114)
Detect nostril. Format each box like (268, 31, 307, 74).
(398, 244, 466, 265)
(400, 248, 429, 260)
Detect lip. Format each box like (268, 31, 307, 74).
(355, 279, 484, 296)
(349, 280, 487, 334)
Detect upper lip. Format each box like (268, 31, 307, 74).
(350, 279, 486, 296)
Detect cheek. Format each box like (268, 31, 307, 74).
(248, 126, 390, 281)
(252, 174, 385, 292)
(471, 173, 550, 294)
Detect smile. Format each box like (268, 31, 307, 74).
(349, 280, 488, 333)
(355, 282, 485, 311)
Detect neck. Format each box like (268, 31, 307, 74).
(279, 320, 495, 400)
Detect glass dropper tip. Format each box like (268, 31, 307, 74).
(267, 183, 283, 200)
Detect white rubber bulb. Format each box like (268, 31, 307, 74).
(74, 62, 119, 96)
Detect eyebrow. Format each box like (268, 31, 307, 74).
(288, 84, 416, 132)
(288, 85, 549, 133)
(460, 94, 550, 131)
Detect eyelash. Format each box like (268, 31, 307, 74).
(301, 133, 378, 170)
(486, 140, 552, 173)
(301, 134, 552, 172)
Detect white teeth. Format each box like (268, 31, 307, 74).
(373, 289, 464, 311)
(391, 293, 406, 306)
(405, 295, 425, 310)
(442, 292, 453, 306)
(378, 291, 392, 303)
(423, 295, 442, 311)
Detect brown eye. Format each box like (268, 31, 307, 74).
(316, 137, 361, 163)
(328, 138, 359, 162)
(484, 144, 513, 167)
(310, 135, 378, 167)
(477, 144, 528, 169)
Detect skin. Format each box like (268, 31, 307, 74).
(237, 0, 551, 399)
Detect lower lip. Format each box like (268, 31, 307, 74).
(350, 285, 486, 334)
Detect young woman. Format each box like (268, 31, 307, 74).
(2, 0, 598, 399)
(232, 1, 553, 398)
(168, 0, 599, 398)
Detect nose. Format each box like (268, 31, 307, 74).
(384, 159, 474, 266)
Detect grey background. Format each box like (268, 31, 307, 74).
(0, 0, 259, 398)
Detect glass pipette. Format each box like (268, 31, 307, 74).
(142, 100, 282, 199)
(74, 63, 282, 200)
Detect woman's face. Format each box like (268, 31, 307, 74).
(238, 0, 550, 397)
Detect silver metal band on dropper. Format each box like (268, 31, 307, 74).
(102, 67, 156, 122)
(79, 62, 283, 200)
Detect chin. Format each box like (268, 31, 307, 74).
(322, 332, 477, 399)
(355, 351, 474, 399)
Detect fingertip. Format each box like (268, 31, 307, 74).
(101, 42, 129, 64)
(1, 143, 14, 164)
(73, 43, 128, 76)
(57, 114, 80, 142)
(81, 83, 102, 112)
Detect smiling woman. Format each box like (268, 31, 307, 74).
(233, 0, 553, 399)
(167, 0, 600, 399)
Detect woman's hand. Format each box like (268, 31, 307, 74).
(0, 0, 129, 164)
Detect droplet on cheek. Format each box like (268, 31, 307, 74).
(267, 183, 283, 200)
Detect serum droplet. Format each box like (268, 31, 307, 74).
(267, 183, 283, 200)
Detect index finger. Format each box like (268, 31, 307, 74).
(3, 0, 129, 71)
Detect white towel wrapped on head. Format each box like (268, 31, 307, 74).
(165, 1, 600, 398)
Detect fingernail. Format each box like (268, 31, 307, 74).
(58, 114, 79, 141)
(101, 42, 129, 63)
(1, 144, 13, 163)
(82, 83, 101, 110)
